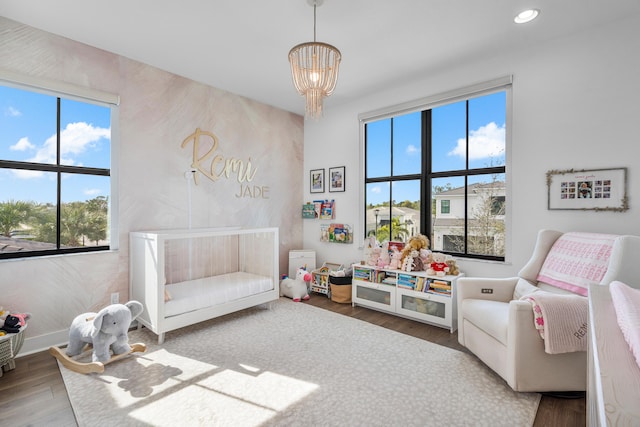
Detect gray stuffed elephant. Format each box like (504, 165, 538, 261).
(66, 300, 144, 363)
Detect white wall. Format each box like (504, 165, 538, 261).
(303, 14, 640, 278)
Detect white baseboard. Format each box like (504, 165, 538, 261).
(18, 329, 69, 357)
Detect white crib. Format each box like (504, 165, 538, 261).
(129, 227, 279, 343)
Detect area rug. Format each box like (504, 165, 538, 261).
(59, 299, 540, 426)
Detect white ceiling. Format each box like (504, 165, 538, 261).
(1, 0, 640, 116)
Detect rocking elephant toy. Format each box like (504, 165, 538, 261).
(50, 300, 146, 374)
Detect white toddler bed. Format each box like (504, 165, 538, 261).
(130, 227, 279, 343)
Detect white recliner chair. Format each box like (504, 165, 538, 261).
(457, 229, 640, 392)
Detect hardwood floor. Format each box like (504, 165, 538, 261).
(0, 295, 585, 426)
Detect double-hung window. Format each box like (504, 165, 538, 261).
(363, 77, 510, 261)
(0, 75, 118, 259)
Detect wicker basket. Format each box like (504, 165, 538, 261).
(0, 325, 26, 376)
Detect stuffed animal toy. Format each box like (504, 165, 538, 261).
(1, 313, 30, 334)
(410, 250, 424, 272)
(66, 300, 144, 363)
(446, 257, 460, 276)
(419, 248, 432, 268)
(386, 246, 403, 270)
(377, 241, 390, 268)
(368, 246, 382, 266)
(402, 250, 416, 272)
(427, 252, 450, 277)
(280, 268, 311, 302)
(400, 234, 430, 271)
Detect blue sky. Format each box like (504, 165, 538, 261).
(366, 91, 506, 206)
(0, 85, 111, 205)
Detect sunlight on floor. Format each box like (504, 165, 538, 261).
(108, 349, 318, 426)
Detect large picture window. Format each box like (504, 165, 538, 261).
(0, 82, 115, 259)
(364, 79, 509, 261)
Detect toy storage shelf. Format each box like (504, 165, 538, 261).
(351, 264, 462, 332)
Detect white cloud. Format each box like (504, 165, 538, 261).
(29, 122, 110, 165)
(406, 144, 419, 155)
(6, 106, 21, 117)
(448, 122, 505, 160)
(84, 188, 102, 196)
(371, 186, 381, 194)
(4, 107, 22, 117)
(10, 137, 35, 151)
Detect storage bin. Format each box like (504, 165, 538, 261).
(329, 275, 352, 304)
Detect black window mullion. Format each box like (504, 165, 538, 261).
(422, 110, 430, 238)
(464, 100, 469, 255)
(56, 97, 62, 250)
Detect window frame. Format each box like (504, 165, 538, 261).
(359, 76, 512, 262)
(0, 72, 119, 260)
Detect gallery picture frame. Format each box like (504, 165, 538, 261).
(310, 168, 325, 193)
(328, 166, 345, 192)
(546, 167, 628, 212)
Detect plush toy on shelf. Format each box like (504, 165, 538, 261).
(280, 268, 311, 302)
(446, 257, 460, 276)
(427, 252, 450, 277)
(400, 234, 430, 272)
(386, 246, 403, 270)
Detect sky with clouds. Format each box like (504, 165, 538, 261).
(366, 91, 506, 206)
(1, 85, 111, 204)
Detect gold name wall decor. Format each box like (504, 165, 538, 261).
(181, 128, 269, 199)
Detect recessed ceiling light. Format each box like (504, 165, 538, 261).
(514, 9, 540, 24)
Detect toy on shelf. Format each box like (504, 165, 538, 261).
(427, 252, 450, 276)
(400, 234, 430, 272)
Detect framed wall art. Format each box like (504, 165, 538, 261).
(328, 166, 345, 192)
(310, 169, 324, 193)
(547, 167, 628, 211)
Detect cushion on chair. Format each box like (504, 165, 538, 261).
(512, 278, 541, 300)
(536, 232, 617, 296)
(461, 299, 510, 345)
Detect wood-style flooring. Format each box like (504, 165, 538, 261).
(0, 295, 585, 426)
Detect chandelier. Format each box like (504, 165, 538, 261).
(288, 0, 341, 119)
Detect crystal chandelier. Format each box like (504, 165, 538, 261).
(288, 0, 341, 119)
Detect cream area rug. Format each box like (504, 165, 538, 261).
(59, 299, 540, 426)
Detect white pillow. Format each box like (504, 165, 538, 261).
(610, 281, 640, 370)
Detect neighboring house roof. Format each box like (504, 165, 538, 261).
(435, 181, 505, 196)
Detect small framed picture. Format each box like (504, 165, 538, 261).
(329, 166, 345, 192)
(310, 169, 325, 193)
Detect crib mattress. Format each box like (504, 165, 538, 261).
(164, 271, 273, 318)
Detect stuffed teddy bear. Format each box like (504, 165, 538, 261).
(446, 257, 460, 276)
(427, 252, 450, 277)
(66, 300, 144, 363)
(400, 234, 430, 271)
(280, 268, 311, 302)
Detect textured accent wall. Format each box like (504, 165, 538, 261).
(0, 16, 304, 345)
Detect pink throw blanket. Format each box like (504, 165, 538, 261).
(521, 291, 588, 354)
(536, 232, 616, 296)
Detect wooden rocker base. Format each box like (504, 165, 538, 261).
(49, 342, 147, 374)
